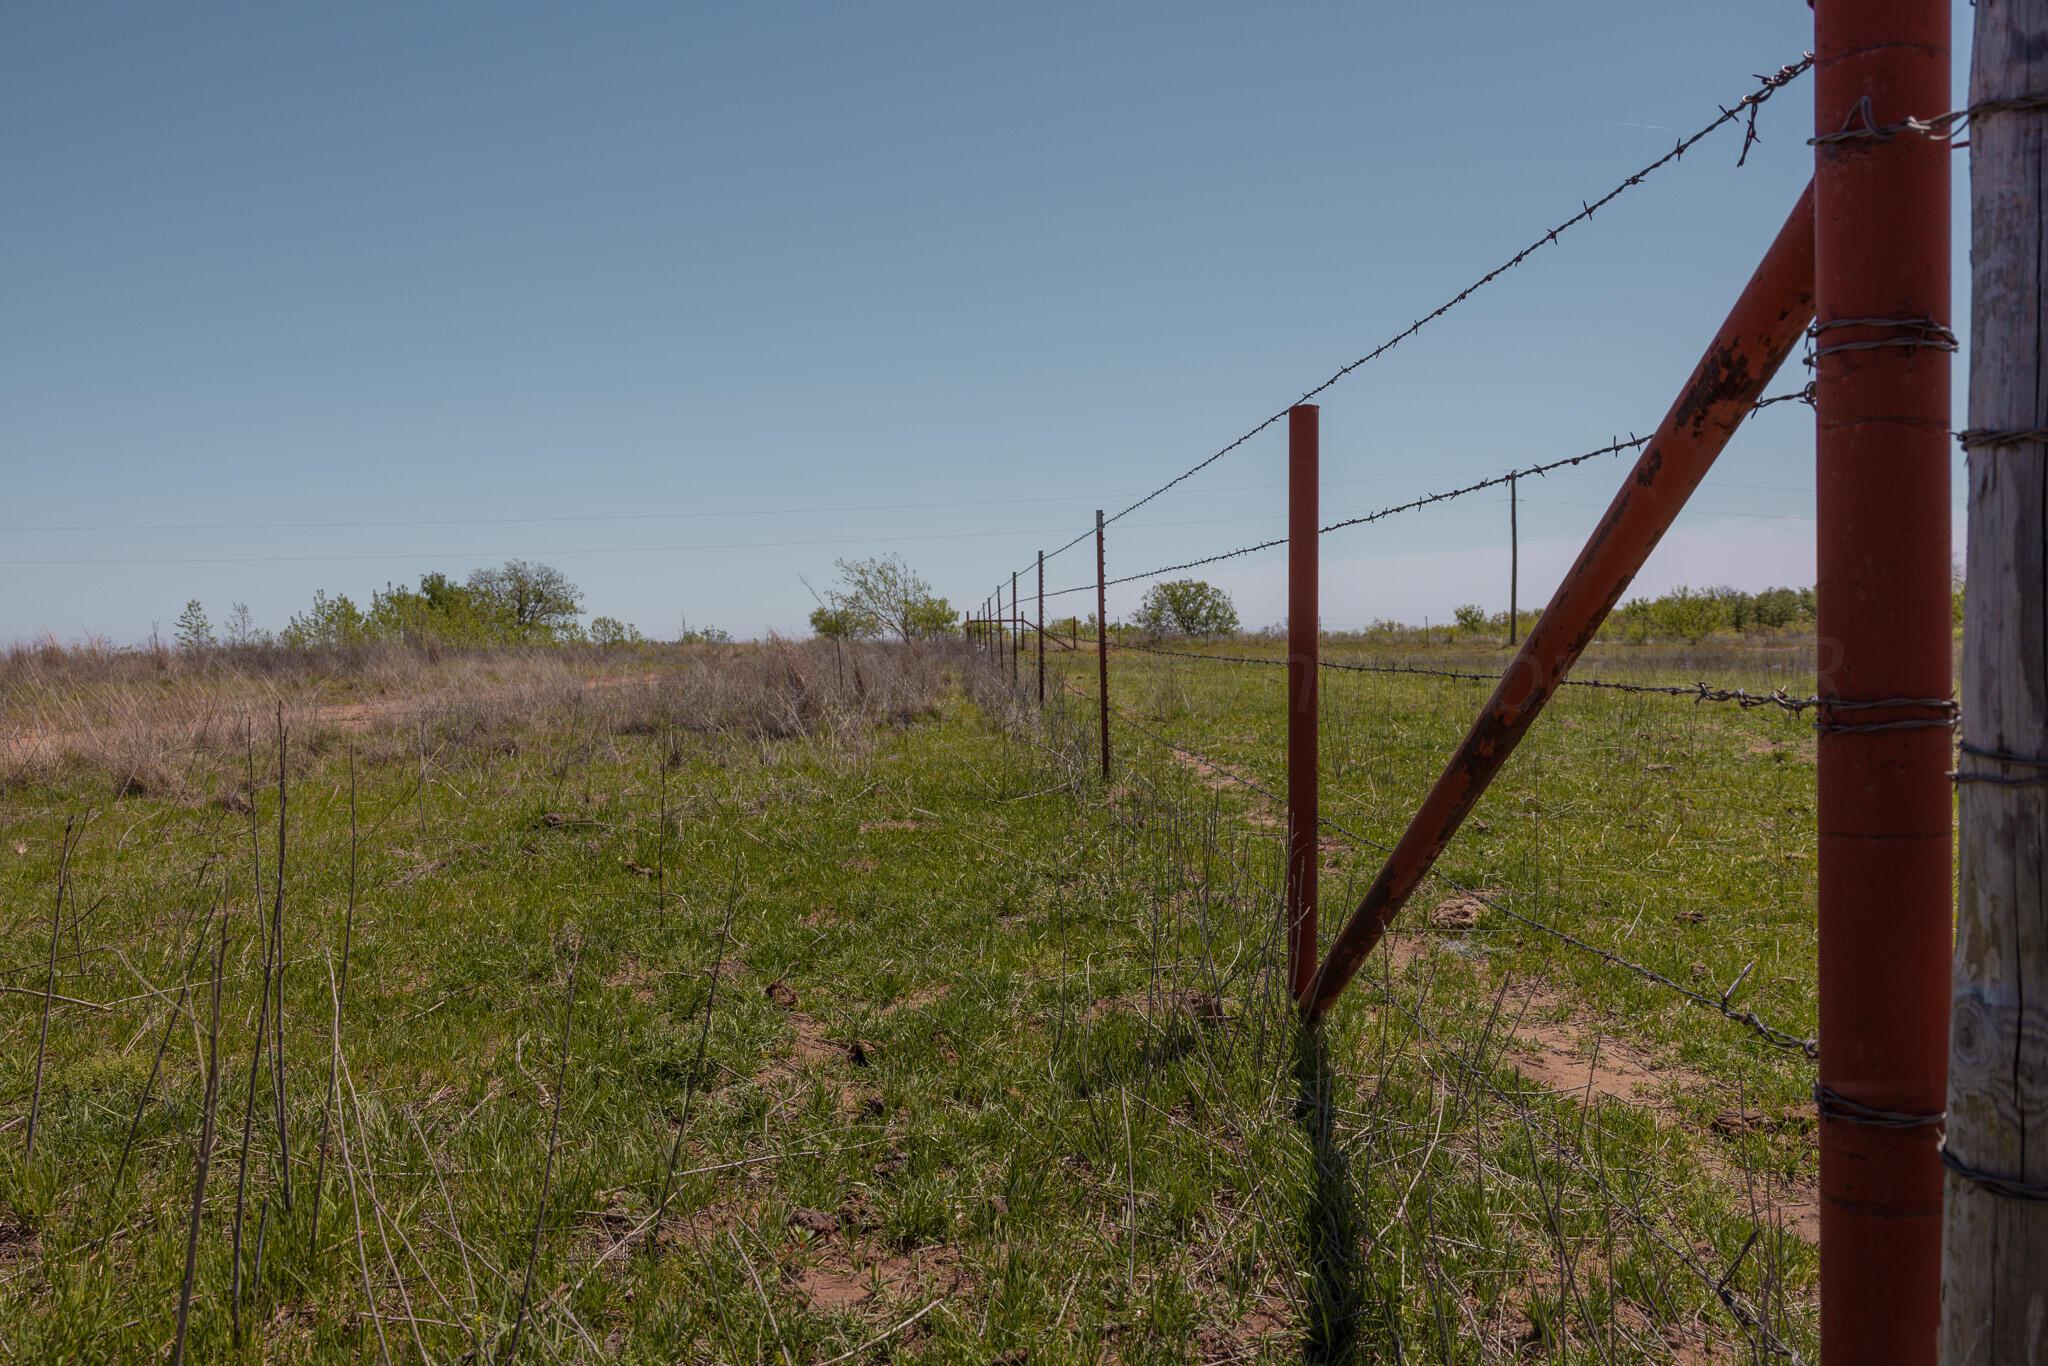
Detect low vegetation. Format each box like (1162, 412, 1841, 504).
(0, 617, 1833, 1361)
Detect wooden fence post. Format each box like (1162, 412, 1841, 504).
(1942, 0, 2048, 1354)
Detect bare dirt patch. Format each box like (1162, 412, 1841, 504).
(882, 983, 950, 1016)
(788, 1241, 966, 1315)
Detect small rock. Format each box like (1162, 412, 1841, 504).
(788, 1208, 838, 1235)
(765, 981, 799, 1009)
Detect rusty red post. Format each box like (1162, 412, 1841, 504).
(1094, 509, 1110, 782)
(1286, 405, 1319, 1000)
(1813, 3, 1953, 1358)
(1035, 551, 1045, 706)
(1302, 182, 1818, 1018)
(1507, 473, 1519, 647)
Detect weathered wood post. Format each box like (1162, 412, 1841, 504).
(1942, 2, 2048, 1357)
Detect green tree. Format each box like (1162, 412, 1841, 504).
(1452, 603, 1488, 635)
(465, 560, 584, 641)
(589, 615, 644, 646)
(821, 556, 955, 641)
(809, 605, 874, 640)
(1132, 579, 1239, 637)
(173, 600, 214, 652)
(280, 590, 368, 649)
(369, 572, 502, 645)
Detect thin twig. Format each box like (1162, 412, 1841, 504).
(24, 816, 77, 1163)
(646, 865, 743, 1254)
(170, 898, 228, 1366)
(310, 741, 360, 1255)
(501, 938, 581, 1365)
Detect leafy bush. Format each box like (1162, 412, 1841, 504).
(1132, 580, 1239, 637)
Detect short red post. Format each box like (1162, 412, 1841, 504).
(1813, 3, 1953, 1360)
(1286, 405, 1319, 1001)
(1094, 509, 1111, 782)
(1035, 551, 1045, 706)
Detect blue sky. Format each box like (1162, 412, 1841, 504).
(2, 4, 1973, 642)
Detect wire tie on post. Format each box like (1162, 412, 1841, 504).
(1940, 1142, 2048, 1202)
(1949, 740, 2048, 786)
(1804, 317, 1958, 366)
(1957, 426, 2048, 449)
(1813, 1084, 1945, 1131)
(1812, 696, 1958, 735)
(1809, 91, 2048, 145)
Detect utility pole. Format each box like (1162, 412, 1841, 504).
(1943, 0, 2048, 1356)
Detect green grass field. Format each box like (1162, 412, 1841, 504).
(0, 635, 1830, 1362)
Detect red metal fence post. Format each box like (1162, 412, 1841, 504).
(1095, 509, 1111, 782)
(1507, 473, 1519, 647)
(1301, 182, 1818, 1018)
(1036, 551, 1045, 706)
(1286, 405, 1320, 1001)
(1813, 3, 1953, 1359)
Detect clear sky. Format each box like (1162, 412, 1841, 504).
(2, 4, 1975, 642)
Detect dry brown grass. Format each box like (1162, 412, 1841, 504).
(1, 636, 960, 800)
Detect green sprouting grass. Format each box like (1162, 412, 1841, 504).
(0, 636, 1827, 1361)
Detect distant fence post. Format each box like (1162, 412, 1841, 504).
(1286, 405, 1320, 1001)
(1814, 2, 1953, 1359)
(1036, 550, 1045, 706)
(1011, 570, 1021, 684)
(1942, 0, 2048, 1354)
(1508, 473, 1519, 647)
(1095, 509, 1111, 782)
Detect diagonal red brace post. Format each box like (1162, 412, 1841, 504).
(1301, 181, 1818, 1019)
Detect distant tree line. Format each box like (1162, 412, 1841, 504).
(171, 560, 730, 652)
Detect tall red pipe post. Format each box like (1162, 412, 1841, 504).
(1813, 3, 1953, 1360)
(1285, 405, 1320, 1001)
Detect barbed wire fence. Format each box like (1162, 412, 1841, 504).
(950, 51, 1854, 1359)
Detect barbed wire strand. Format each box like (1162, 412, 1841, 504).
(1117, 639, 1829, 717)
(1014, 57, 1815, 580)
(1039, 386, 1814, 602)
(1102, 703, 1818, 1057)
